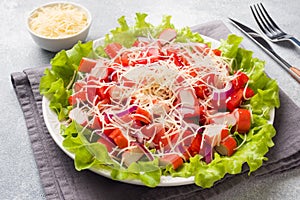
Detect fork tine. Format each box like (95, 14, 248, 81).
(250, 4, 271, 35)
(256, 4, 275, 32)
(250, 3, 300, 47)
(258, 3, 284, 33)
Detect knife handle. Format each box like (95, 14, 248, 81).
(290, 67, 300, 83)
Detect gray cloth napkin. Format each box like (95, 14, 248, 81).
(11, 20, 300, 200)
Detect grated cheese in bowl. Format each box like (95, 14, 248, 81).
(29, 3, 88, 38)
(27, 2, 92, 52)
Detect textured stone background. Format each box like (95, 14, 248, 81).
(1, 0, 299, 199)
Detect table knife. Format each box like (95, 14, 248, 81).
(228, 18, 300, 83)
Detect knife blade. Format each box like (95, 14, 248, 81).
(228, 18, 300, 83)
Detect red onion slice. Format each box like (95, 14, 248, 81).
(128, 130, 145, 144)
(212, 82, 233, 101)
(115, 105, 138, 118)
(199, 141, 213, 164)
(212, 82, 233, 110)
(135, 142, 154, 161)
(204, 146, 213, 164)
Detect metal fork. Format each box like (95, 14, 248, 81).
(250, 3, 300, 48)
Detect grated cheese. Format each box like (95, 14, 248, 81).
(29, 3, 88, 38)
(70, 38, 247, 167)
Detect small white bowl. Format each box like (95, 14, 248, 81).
(27, 2, 92, 52)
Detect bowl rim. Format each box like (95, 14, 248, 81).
(26, 1, 92, 40)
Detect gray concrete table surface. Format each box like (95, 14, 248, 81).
(1, 0, 299, 199)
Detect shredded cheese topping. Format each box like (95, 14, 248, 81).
(70, 39, 250, 167)
(29, 3, 88, 38)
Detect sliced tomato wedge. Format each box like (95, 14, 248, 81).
(166, 49, 184, 66)
(133, 47, 163, 65)
(132, 107, 152, 124)
(226, 89, 244, 111)
(152, 128, 169, 149)
(188, 133, 202, 157)
(212, 49, 222, 56)
(194, 81, 210, 99)
(232, 71, 249, 89)
(96, 86, 110, 101)
(108, 128, 128, 149)
(103, 125, 115, 137)
(120, 51, 131, 66)
(244, 87, 255, 99)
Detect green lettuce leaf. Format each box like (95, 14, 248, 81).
(110, 159, 161, 188)
(61, 121, 162, 187)
(39, 41, 94, 120)
(218, 34, 243, 60)
(193, 124, 276, 188)
(61, 121, 83, 153)
(95, 13, 204, 57)
(96, 13, 155, 53)
(41, 77, 70, 121)
(176, 27, 205, 43)
(127, 159, 161, 187)
(250, 79, 280, 114)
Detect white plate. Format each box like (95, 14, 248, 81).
(42, 96, 195, 186)
(43, 35, 275, 187)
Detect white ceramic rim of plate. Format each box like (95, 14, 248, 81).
(43, 35, 275, 187)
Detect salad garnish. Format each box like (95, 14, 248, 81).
(40, 13, 280, 188)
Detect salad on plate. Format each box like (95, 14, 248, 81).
(40, 13, 280, 188)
